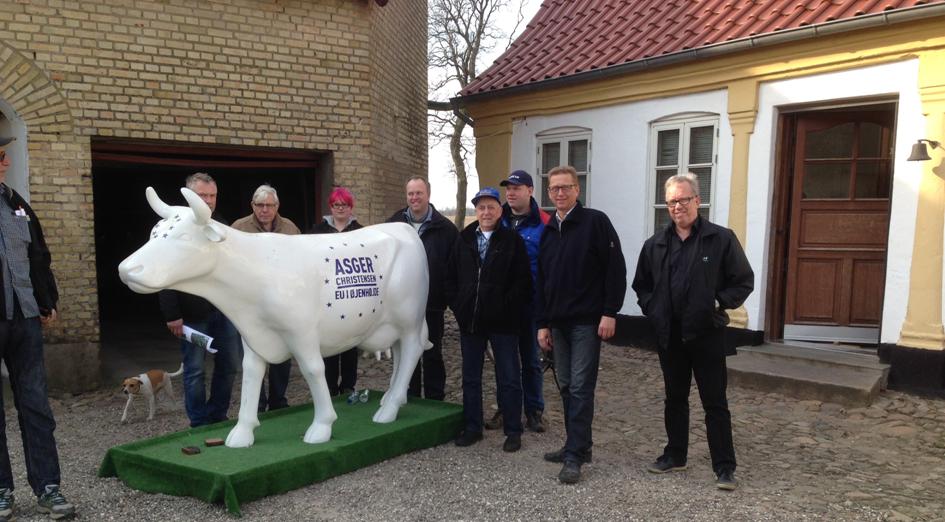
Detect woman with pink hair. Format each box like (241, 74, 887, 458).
(310, 187, 363, 394)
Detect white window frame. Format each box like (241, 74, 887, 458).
(646, 114, 719, 234)
(535, 127, 592, 211)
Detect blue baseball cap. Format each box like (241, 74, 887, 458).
(500, 170, 533, 187)
(471, 187, 501, 206)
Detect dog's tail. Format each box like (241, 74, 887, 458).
(168, 363, 184, 378)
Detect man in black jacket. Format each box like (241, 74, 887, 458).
(386, 176, 458, 400)
(632, 173, 753, 491)
(446, 187, 531, 452)
(158, 173, 242, 427)
(536, 165, 627, 484)
(0, 136, 75, 519)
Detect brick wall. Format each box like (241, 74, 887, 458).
(0, 0, 427, 343)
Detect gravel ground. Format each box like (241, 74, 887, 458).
(3, 318, 943, 521)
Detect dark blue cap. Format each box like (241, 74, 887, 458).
(500, 170, 533, 187)
(471, 186, 501, 206)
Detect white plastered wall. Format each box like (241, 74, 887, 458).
(747, 59, 923, 342)
(509, 90, 732, 315)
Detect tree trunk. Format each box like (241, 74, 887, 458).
(451, 118, 468, 228)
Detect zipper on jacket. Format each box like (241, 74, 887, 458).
(471, 263, 482, 334)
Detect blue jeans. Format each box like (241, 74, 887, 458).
(0, 311, 61, 497)
(518, 302, 544, 414)
(181, 310, 242, 427)
(258, 360, 291, 412)
(460, 333, 523, 436)
(552, 324, 601, 463)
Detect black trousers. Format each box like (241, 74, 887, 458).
(324, 348, 359, 396)
(408, 310, 446, 400)
(658, 326, 736, 474)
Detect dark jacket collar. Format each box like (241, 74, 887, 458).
(655, 215, 717, 246)
(545, 201, 585, 231)
(502, 197, 544, 227)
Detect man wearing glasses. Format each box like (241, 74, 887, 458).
(0, 137, 76, 519)
(233, 184, 300, 412)
(632, 173, 753, 491)
(536, 165, 626, 484)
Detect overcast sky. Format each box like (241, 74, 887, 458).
(427, 0, 542, 210)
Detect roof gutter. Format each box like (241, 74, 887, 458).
(454, 3, 945, 106)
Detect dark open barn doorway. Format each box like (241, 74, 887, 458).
(91, 138, 330, 367)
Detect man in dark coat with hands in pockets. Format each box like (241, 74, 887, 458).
(632, 172, 753, 491)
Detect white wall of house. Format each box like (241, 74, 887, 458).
(748, 59, 924, 343)
(509, 90, 732, 315)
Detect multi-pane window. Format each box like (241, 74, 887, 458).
(650, 117, 718, 232)
(537, 131, 591, 209)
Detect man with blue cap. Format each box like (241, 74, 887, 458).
(446, 187, 531, 453)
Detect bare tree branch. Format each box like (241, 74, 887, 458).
(429, 0, 526, 227)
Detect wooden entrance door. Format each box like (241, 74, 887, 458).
(782, 107, 895, 343)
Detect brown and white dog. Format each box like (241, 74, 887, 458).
(121, 364, 184, 422)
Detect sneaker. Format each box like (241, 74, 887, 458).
(543, 446, 592, 464)
(454, 431, 483, 447)
(558, 460, 581, 484)
(484, 410, 503, 430)
(0, 488, 13, 522)
(36, 485, 74, 520)
(716, 469, 738, 491)
(647, 455, 687, 474)
(525, 411, 546, 433)
(502, 434, 521, 453)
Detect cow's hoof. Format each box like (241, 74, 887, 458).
(373, 406, 398, 423)
(303, 423, 331, 444)
(225, 425, 256, 448)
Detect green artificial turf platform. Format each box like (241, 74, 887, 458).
(99, 392, 462, 516)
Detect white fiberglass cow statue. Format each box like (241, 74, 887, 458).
(118, 187, 431, 448)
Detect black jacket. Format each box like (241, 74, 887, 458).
(446, 223, 532, 335)
(309, 217, 362, 234)
(386, 205, 458, 312)
(632, 217, 754, 351)
(536, 202, 627, 328)
(158, 212, 230, 323)
(0, 187, 58, 316)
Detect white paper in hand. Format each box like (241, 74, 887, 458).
(182, 325, 216, 353)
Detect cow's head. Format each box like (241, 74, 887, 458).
(118, 187, 227, 294)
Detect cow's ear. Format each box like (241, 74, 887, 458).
(204, 222, 227, 243)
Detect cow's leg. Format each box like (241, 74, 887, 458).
(296, 346, 336, 444)
(121, 394, 133, 423)
(374, 321, 426, 423)
(380, 341, 402, 407)
(225, 341, 265, 448)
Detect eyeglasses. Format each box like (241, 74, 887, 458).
(665, 196, 697, 208)
(331, 203, 350, 210)
(547, 184, 576, 194)
(253, 202, 277, 209)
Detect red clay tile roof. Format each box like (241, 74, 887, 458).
(461, 0, 945, 98)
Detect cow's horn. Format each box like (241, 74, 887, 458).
(181, 187, 211, 225)
(146, 187, 173, 218)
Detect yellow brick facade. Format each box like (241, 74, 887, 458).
(0, 0, 427, 345)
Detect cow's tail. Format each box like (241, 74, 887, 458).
(421, 319, 432, 351)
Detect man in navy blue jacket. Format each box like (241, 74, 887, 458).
(483, 170, 549, 434)
(536, 165, 627, 484)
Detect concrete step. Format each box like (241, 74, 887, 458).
(727, 342, 890, 407)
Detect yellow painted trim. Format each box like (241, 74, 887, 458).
(473, 120, 513, 190)
(900, 50, 945, 351)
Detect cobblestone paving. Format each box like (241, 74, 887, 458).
(5, 322, 943, 521)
